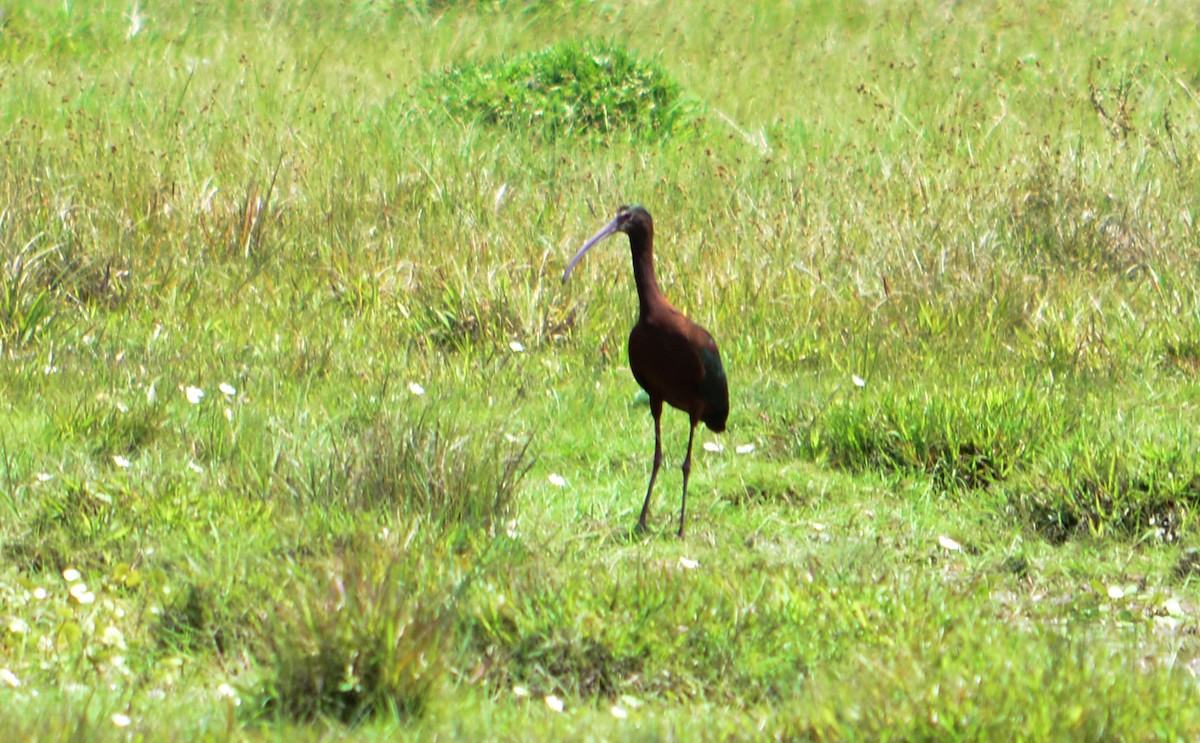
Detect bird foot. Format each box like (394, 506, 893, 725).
(614, 521, 651, 544)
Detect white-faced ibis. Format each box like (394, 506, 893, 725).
(563, 204, 729, 538)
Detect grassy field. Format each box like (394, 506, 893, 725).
(4, 0, 1200, 738)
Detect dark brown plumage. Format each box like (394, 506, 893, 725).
(563, 204, 729, 537)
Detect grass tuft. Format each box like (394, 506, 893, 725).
(156, 582, 225, 654)
(289, 410, 532, 535)
(1014, 440, 1200, 542)
(509, 633, 641, 699)
(255, 544, 451, 725)
(421, 39, 698, 140)
(786, 625, 1200, 740)
(0, 237, 58, 350)
(8, 477, 124, 572)
(55, 398, 164, 460)
(803, 387, 1055, 490)
(1005, 158, 1147, 275)
(1161, 337, 1200, 377)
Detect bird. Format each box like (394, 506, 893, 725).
(562, 204, 729, 538)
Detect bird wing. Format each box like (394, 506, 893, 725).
(628, 321, 703, 403)
(628, 309, 725, 427)
(696, 341, 729, 433)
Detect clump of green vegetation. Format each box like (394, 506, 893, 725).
(421, 40, 698, 140)
(782, 622, 1200, 740)
(8, 476, 130, 573)
(1013, 437, 1200, 543)
(54, 398, 164, 460)
(0, 235, 130, 353)
(1162, 336, 1200, 377)
(419, 0, 585, 11)
(255, 544, 452, 724)
(156, 581, 225, 653)
(288, 410, 532, 535)
(1003, 158, 1148, 275)
(803, 387, 1056, 490)
(0, 241, 58, 350)
(471, 572, 647, 699)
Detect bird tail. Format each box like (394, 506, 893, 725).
(698, 346, 729, 433)
(703, 402, 728, 433)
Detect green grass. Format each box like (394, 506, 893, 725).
(421, 39, 699, 141)
(4, 0, 1200, 738)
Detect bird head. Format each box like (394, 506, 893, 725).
(562, 204, 653, 283)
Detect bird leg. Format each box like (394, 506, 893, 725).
(677, 420, 698, 538)
(637, 398, 664, 533)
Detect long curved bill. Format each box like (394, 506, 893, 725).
(562, 217, 621, 283)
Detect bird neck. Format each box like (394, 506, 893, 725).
(629, 231, 665, 319)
